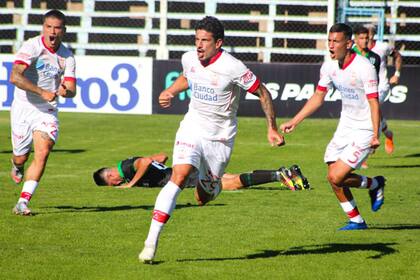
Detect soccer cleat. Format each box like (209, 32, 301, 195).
(10, 161, 24, 184)
(369, 176, 386, 212)
(13, 202, 32, 216)
(139, 243, 157, 264)
(339, 221, 368, 231)
(385, 132, 394, 154)
(289, 165, 310, 190)
(277, 167, 298, 191)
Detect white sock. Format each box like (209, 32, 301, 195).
(18, 180, 38, 204)
(144, 181, 182, 247)
(340, 200, 364, 223)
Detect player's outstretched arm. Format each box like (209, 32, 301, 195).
(149, 152, 169, 164)
(10, 63, 56, 102)
(253, 84, 284, 146)
(116, 157, 153, 189)
(389, 50, 403, 85)
(280, 89, 327, 133)
(159, 75, 189, 108)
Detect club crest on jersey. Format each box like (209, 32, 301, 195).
(240, 70, 254, 84)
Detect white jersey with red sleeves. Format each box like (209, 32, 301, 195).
(180, 49, 260, 141)
(317, 53, 378, 130)
(13, 35, 76, 109)
(371, 41, 394, 93)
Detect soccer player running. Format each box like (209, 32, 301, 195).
(281, 23, 386, 231)
(92, 153, 310, 191)
(139, 16, 284, 263)
(9, 9, 76, 215)
(352, 25, 381, 169)
(365, 24, 403, 154)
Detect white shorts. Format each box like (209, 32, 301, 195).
(10, 102, 59, 156)
(324, 127, 373, 169)
(172, 128, 234, 200)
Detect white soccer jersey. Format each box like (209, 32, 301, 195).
(371, 41, 394, 93)
(317, 53, 378, 130)
(180, 49, 260, 141)
(13, 35, 76, 109)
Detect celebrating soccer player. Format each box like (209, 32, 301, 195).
(365, 24, 403, 154)
(139, 16, 284, 263)
(10, 9, 76, 216)
(281, 23, 386, 231)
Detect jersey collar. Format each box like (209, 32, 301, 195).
(41, 35, 59, 54)
(117, 161, 126, 181)
(200, 49, 223, 67)
(341, 52, 356, 70)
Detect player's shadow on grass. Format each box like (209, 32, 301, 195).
(375, 164, 420, 169)
(0, 148, 86, 154)
(42, 203, 225, 213)
(369, 224, 420, 230)
(177, 242, 398, 262)
(248, 186, 299, 191)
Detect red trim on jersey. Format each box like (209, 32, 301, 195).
(248, 78, 261, 93)
(63, 77, 76, 82)
(341, 52, 356, 70)
(200, 49, 223, 67)
(20, 192, 32, 201)
(14, 60, 29, 68)
(316, 85, 328, 92)
(346, 207, 360, 219)
(41, 36, 57, 54)
(152, 209, 170, 223)
(366, 92, 378, 99)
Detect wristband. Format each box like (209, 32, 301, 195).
(394, 71, 400, 77)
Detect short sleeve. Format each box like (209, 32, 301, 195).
(317, 62, 332, 92)
(64, 55, 76, 80)
(14, 39, 38, 67)
(362, 63, 378, 98)
(231, 59, 259, 93)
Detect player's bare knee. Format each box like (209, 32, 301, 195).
(327, 172, 343, 186)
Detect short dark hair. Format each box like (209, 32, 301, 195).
(329, 23, 353, 40)
(195, 16, 224, 41)
(93, 168, 108, 186)
(353, 25, 369, 35)
(43, 9, 66, 26)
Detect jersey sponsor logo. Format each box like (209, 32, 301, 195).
(336, 85, 358, 100)
(176, 140, 195, 149)
(192, 83, 217, 101)
(36, 58, 63, 78)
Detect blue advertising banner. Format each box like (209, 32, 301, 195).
(153, 60, 418, 120)
(0, 55, 153, 114)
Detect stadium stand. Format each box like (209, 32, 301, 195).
(0, 0, 419, 64)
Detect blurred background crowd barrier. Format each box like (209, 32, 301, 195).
(1, 0, 419, 65)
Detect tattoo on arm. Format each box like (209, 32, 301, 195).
(256, 86, 277, 129)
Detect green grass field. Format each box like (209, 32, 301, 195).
(0, 111, 419, 279)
